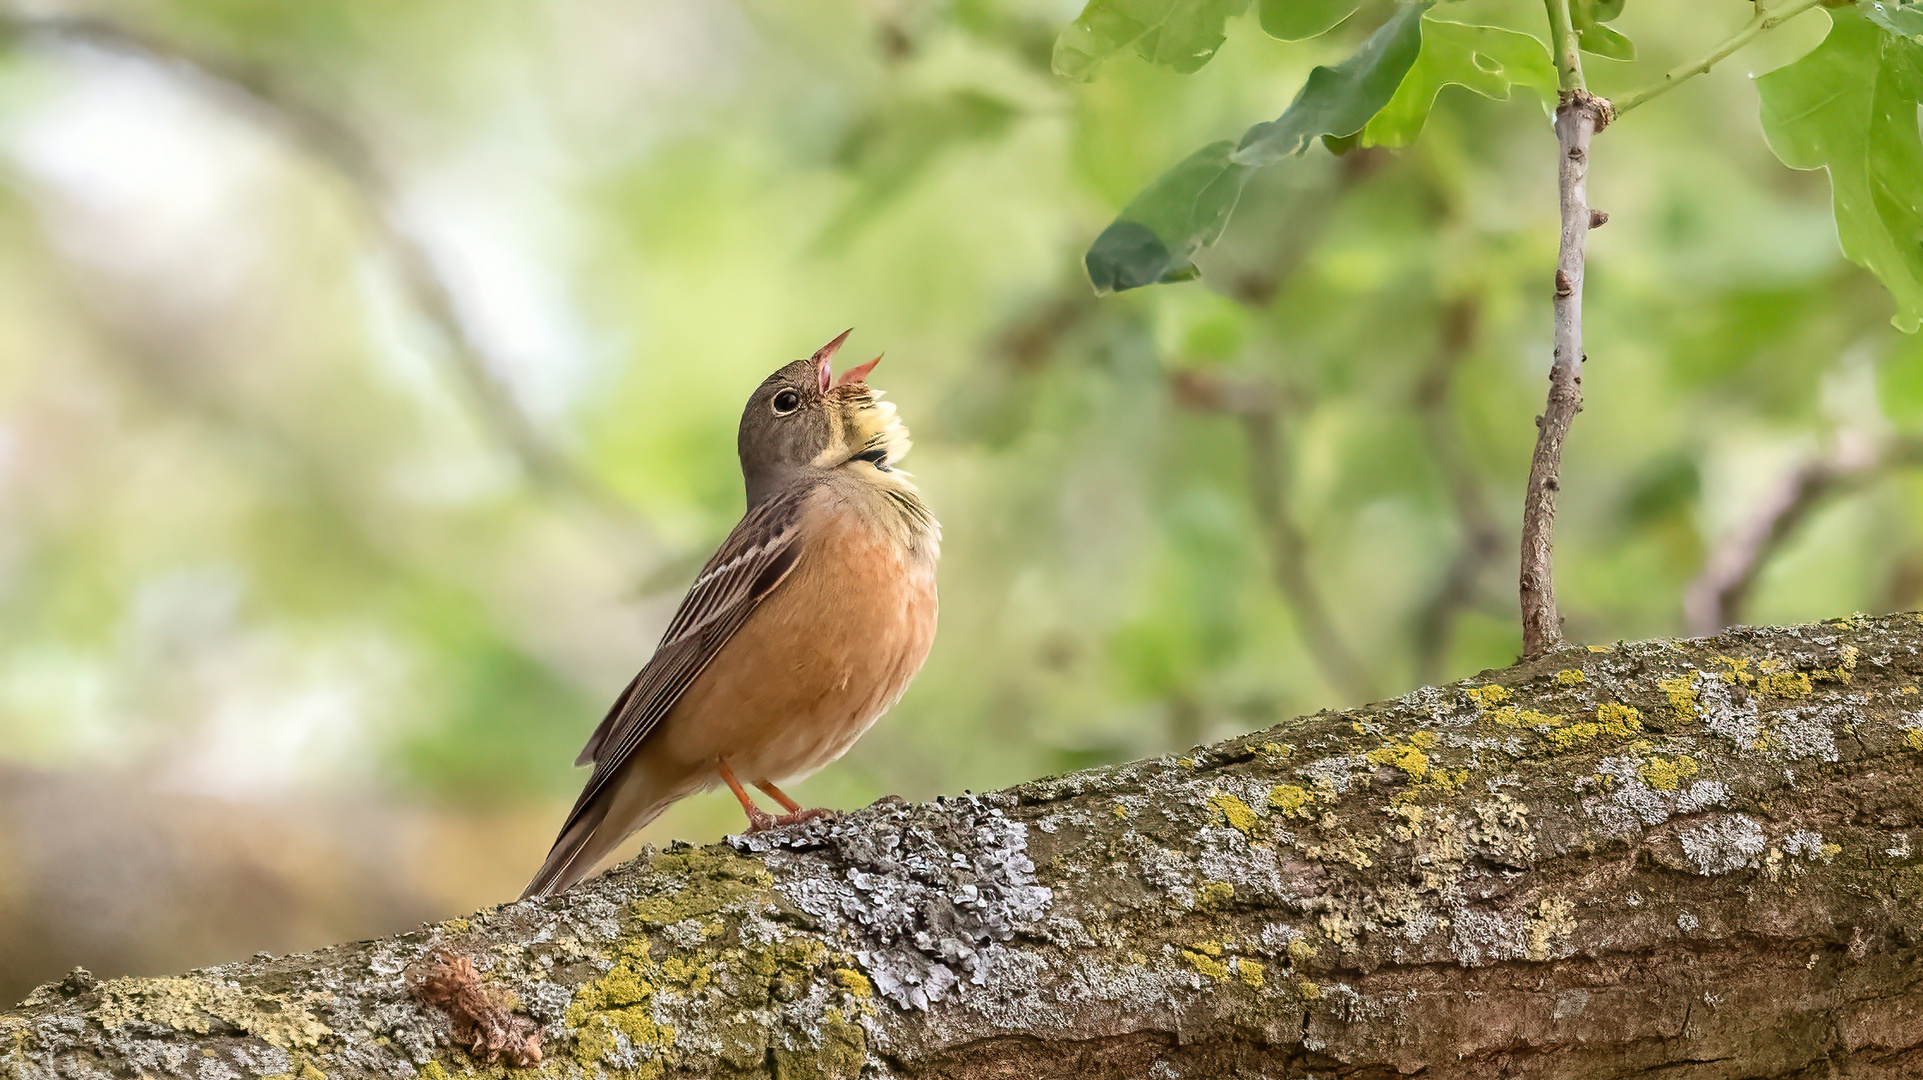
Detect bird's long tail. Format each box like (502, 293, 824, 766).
(520, 783, 673, 900)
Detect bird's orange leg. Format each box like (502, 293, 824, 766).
(718, 759, 776, 832)
(755, 781, 835, 828)
(755, 780, 803, 813)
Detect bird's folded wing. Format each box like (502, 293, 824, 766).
(563, 486, 809, 818)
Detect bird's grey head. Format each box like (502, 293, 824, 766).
(737, 330, 908, 507)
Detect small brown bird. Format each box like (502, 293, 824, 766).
(523, 331, 940, 898)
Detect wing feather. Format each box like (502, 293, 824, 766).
(559, 488, 808, 826)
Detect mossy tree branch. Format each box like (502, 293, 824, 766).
(11, 613, 1923, 1078)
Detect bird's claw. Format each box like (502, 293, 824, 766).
(745, 807, 835, 832)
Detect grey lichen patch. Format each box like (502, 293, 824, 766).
(1446, 906, 1526, 967)
(1679, 814, 1768, 876)
(731, 796, 1051, 1010)
(1782, 829, 1839, 864)
(1692, 662, 1846, 761)
(92, 976, 332, 1050)
(1769, 705, 1842, 762)
(1298, 754, 1368, 796)
(1588, 755, 1728, 836)
(1697, 671, 1761, 748)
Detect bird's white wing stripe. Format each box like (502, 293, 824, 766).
(659, 523, 794, 645)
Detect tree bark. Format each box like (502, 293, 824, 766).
(10, 614, 1923, 1079)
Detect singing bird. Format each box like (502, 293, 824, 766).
(523, 331, 940, 898)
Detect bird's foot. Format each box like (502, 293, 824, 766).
(741, 805, 779, 833)
(771, 807, 836, 828)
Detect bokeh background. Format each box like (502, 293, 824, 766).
(0, 0, 1913, 1002)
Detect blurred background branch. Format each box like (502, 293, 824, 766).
(1411, 298, 1505, 687)
(0, 7, 645, 534)
(1685, 431, 1923, 635)
(1170, 369, 1375, 703)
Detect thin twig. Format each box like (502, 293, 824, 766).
(1612, 0, 1826, 116)
(1171, 371, 1376, 704)
(1544, 0, 1586, 93)
(1683, 433, 1923, 635)
(1411, 299, 1503, 685)
(1520, 79, 1611, 658)
(0, 11, 642, 530)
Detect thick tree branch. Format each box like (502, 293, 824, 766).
(1684, 433, 1923, 635)
(1171, 371, 1376, 703)
(10, 614, 1923, 1078)
(1520, 88, 1611, 659)
(0, 11, 642, 531)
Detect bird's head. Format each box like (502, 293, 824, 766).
(738, 329, 913, 506)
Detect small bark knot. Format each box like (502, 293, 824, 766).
(1560, 89, 1616, 132)
(1555, 269, 1573, 298)
(1589, 209, 1609, 229)
(411, 950, 544, 1067)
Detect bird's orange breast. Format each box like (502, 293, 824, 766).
(653, 491, 938, 785)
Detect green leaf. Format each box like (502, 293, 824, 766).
(1257, 0, 1359, 40)
(1358, 17, 1557, 148)
(1084, 3, 1427, 293)
(1586, 0, 1625, 22)
(1052, 0, 1251, 82)
(1758, 8, 1923, 331)
(1572, 0, 1635, 60)
(1233, 2, 1428, 166)
(1086, 141, 1253, 292)
(1862, 0, 1923, 38)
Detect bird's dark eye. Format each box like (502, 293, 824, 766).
(772, 389, 801, 415)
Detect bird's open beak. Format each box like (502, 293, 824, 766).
(835, 354, 882, 387)
(812, 329, 853, 394)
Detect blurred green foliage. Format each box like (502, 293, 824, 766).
(0, 0, 1918, 846)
